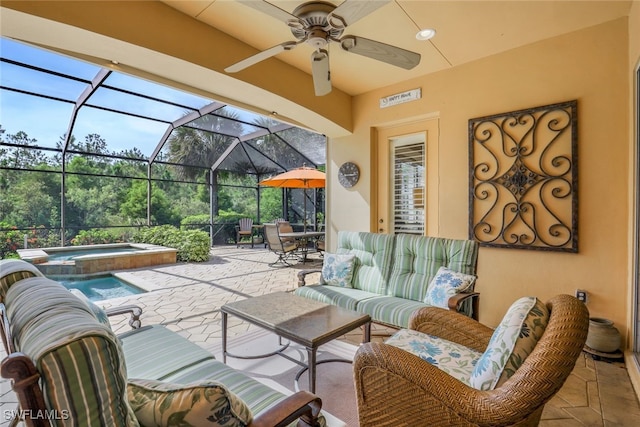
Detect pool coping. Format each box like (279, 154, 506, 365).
(17, 243, 175, 264)
(17, 243, 178, 276)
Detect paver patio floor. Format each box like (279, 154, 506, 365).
(2, 245, 640, 426)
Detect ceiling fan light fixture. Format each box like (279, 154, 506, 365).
(416, 28, 436, 41)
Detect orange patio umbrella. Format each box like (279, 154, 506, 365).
(259, 166, 326, 189)
(260, 166, 326, 231)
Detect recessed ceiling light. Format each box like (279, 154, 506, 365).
(111, 60, 119, 65)
(416, 28, 436, 41)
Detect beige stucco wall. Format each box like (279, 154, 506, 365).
(330, 18, 631, 338)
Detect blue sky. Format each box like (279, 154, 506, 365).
(0, 37, 219, 155)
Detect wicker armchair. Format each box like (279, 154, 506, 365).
(353, 294, 589, 427)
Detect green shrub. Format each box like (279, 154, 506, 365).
(132, 225, 210, 262)
(71, 229, 119, 245)
(181, 214, 210, 232)
(30, 227, 62, 248)
(0, 224, 23, 259)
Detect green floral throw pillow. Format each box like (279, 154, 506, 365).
(424, 266, 476, 308)
(127, 378, 253, 427)
(319, 253, 356, 288)
(469, 296, 549, 390)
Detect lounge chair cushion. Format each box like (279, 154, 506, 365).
(423, 266, 476, 308)
(0, 259, 44, 302)
(120, 324, 328, 425)
(127, 378, 253, 427)
(69, 288, 111, 326)
(385, 329, 482, 385)
(6, 277, 139, 426)
(319, 253, 356, 288)
(469, 296, 549, 390)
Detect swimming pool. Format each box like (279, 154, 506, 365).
(58, 274, 145, 302)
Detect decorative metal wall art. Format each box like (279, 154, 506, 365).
(469, 100, 578, 252)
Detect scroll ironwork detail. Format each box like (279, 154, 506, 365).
(469, 100, 578, 252)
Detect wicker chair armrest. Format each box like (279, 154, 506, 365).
(354, 342, 542, 426)
(105, 305, 143, 330)
(408, 306, 492, 352)
(250, 390, 322, 427)
(297, 269, 322, 287)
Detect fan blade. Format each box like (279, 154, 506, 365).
(225, 41, 300, 73)
(237, 0, 303, 29)
(311, 49, 331, 96)
(327, 0, 390, 29)
(340, 35, 420, 70)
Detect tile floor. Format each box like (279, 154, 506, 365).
(1, 245, 640, 426)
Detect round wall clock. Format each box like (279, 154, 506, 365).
(338, 162, 360, 188)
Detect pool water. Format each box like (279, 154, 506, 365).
(59, 275, 144, 301)
(46, 247, 139, 261)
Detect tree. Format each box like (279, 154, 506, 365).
(260, 187, 284, 221)
(0, 129, 59, 228)
(0, 129, 51, 170)
(166, 111, 244, 216)
(120, 180, 178, 225)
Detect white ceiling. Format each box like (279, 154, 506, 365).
(161, 0, 633, 96)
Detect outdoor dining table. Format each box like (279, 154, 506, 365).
(279, 231, 325, 262)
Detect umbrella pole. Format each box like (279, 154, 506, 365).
(303, 188, 307, 233)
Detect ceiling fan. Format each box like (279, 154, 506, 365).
(225, 0, 421, 96)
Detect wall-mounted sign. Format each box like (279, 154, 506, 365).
(380, 88, 421, 108)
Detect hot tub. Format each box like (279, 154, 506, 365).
(17, 243, 177, 275)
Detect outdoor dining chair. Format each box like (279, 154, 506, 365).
(264, 223, 299, 267)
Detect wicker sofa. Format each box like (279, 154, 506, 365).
(296, 231, 480, 331)
(0, 259, 324, 427)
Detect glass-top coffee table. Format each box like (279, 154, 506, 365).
(221, 291, 371, 393)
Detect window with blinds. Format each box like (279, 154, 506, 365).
(392, 141, 425, 235)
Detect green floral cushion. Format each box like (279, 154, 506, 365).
(469, 296, 549, 390)
(319, 253, 356, 288)
(385, 329, 481, 384)
(423, 266, 476, 308)
(127, 378, 253, 427)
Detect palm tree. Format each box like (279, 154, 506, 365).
(166, 110, 243, 215)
